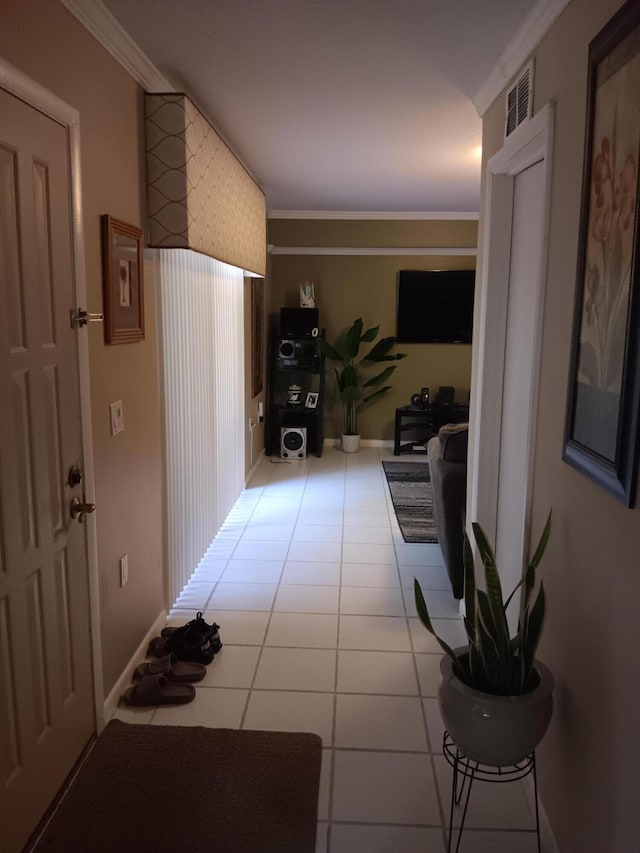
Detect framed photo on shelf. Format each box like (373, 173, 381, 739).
(562, 0, 640, 507)
(101, 215, 144, 344)
(305, 391, 319, 409)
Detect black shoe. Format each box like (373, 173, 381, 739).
(162, 612, 222, 664)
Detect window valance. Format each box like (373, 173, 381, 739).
(145, 93, 266, 276)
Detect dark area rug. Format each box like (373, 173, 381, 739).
(34, 720, 322, 853)
(382, 461, 438, 544)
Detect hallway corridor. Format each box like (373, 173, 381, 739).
(115, 447, 540, 852)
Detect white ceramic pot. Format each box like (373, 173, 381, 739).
(439, 653, 554, 766)
(341, 433, 361, 453)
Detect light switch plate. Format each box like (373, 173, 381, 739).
(110, 400, 124, 435)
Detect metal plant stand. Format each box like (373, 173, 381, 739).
(443, 731, 541, 853)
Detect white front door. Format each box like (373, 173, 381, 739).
(0, 88, 95, 852)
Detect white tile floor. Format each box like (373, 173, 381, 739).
(114, 446, 541, 852)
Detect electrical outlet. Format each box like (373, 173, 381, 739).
(119, 554, 128, 587)
(110, 400, 124, 435)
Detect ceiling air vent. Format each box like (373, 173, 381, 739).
(505, 61, 534, 138)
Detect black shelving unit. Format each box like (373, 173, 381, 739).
(265, 321, 325, 458)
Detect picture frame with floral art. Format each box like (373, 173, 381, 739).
(101, 215, 144, 344)
(563, 0, 640, 507)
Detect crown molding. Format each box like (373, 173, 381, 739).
(473, 0, 571, 117)
(61, 0, 173, 91)
(268, 246, 477, 256)
(61, 0, 263, 187)
(268, 210, 479, 220)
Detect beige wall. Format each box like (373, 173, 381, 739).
(481, 0, 640, 848)
(268, 220, 477, 440)
(0, 0, 165, 694)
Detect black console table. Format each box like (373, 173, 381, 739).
(393, 404, 469, 455)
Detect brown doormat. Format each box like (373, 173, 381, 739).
(34, 720, 322, 853)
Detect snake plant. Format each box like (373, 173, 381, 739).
(415, 511, 551, 696)
(320, 318, 407, 435)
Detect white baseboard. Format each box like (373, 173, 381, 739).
(520, 775, 559, 853)
(245, 448, 265, 485)
(323, 437, 394, 448)
(102, 609, 168, 725)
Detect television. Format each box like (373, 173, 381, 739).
(396, 269, 475, 344)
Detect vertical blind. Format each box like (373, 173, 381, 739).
(156, 249, 245, 604)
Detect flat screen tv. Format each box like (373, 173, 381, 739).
(396, 269, 475, 344)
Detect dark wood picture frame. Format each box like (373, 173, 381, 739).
(251, 277, 264, 397)
(101, 215, 145, 344)
(563, 0, 640, 507)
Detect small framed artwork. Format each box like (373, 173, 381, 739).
(563, 0, 640, 506)
(101, 215, 144, 344)
(305, 392, 319, 409)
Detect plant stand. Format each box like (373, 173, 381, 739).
(443, 731, 541, 853)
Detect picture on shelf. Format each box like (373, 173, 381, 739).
(305, 392, 319, 409)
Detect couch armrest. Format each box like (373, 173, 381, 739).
(428, 432, 467, 599)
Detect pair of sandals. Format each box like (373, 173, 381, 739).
(122, 652, 205, 706)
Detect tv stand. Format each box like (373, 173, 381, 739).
(393, 404, 469, 455)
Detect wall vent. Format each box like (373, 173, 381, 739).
(505, 61, 534, 138)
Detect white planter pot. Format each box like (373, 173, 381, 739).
(439, 653, 554, 766)
(341, 433, 361, 453)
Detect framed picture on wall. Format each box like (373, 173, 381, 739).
(101, 215, 145, 344)
(562, 0, 640, 507)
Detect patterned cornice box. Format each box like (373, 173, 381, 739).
(145, 93, 266, 276)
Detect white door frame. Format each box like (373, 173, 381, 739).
(468, 102, 554, 561)
(0, 58, 104, 730)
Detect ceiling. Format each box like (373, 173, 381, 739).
(98, 0, 538, 214)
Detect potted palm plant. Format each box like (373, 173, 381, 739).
(414, 512, 554, 766)
(321, 318, 407, 452)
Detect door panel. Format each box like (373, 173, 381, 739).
(0, 87, 94, 853)
(495, 159, 546, 629)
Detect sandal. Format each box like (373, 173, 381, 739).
(133, 653, 206, 683)
(147, 635, 172, 658)
(122, 673, 195, 706)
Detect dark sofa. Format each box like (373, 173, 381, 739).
(427, 423, 469, 599)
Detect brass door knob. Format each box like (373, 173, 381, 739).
(70, 497, 96, 523)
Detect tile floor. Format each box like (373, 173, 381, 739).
(114, 446, 542, 852)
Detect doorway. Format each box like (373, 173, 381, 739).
(0, 63, 100, 852)
(468, 103, 553, 627)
